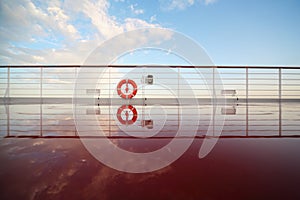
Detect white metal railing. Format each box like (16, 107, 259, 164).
(1, 66, 300, 100)
(0, 65, 299, 138)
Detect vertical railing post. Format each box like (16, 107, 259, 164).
(7, 67, 10, 137)
(246, 67, 249, 137)
(7, 103, 10, 137)
(7, 66, 10, 98)
(178, 67, 180, 129)
(40, 67, 43, 136)
(74, 67, 77, 136)
(40, 67, 43, 100)
(109, 67, 111, 137)
(279, 68, 282, 136)
(213, 67, 215, 137)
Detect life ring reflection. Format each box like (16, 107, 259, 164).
(117, 105, 138, 125)
(117, 79, 138, 99)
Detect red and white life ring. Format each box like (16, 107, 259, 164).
(117, 105, 138, 125)
(117, 79, 138, 99)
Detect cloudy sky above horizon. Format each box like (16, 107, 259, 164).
(0, 0, 300, 66)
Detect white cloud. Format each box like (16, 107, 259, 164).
(77, 0, 124, 39)
(160, 0, 195, 11)
(123, 18, 157, 31)
(47, 5, 79, 40)
(82, 28, 174, 65)
(160, 0, 217, 11)
(150, 15, 157, 23)
(0, 0, 160, 64)
(129, 4, 144, 15)
(204, 0, 217, 5)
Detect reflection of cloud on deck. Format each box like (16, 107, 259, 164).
(33, 141, 44, 146)
(83, 163, 171, 200)
(0, 138, 171, 199)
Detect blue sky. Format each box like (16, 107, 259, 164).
(0, 0, 300, 66)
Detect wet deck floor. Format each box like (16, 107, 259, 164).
(0, 102, 300, 199)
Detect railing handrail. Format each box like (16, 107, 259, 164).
(0, 65, 300, 69)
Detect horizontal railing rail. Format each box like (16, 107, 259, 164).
(1, 65, 300, 69)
